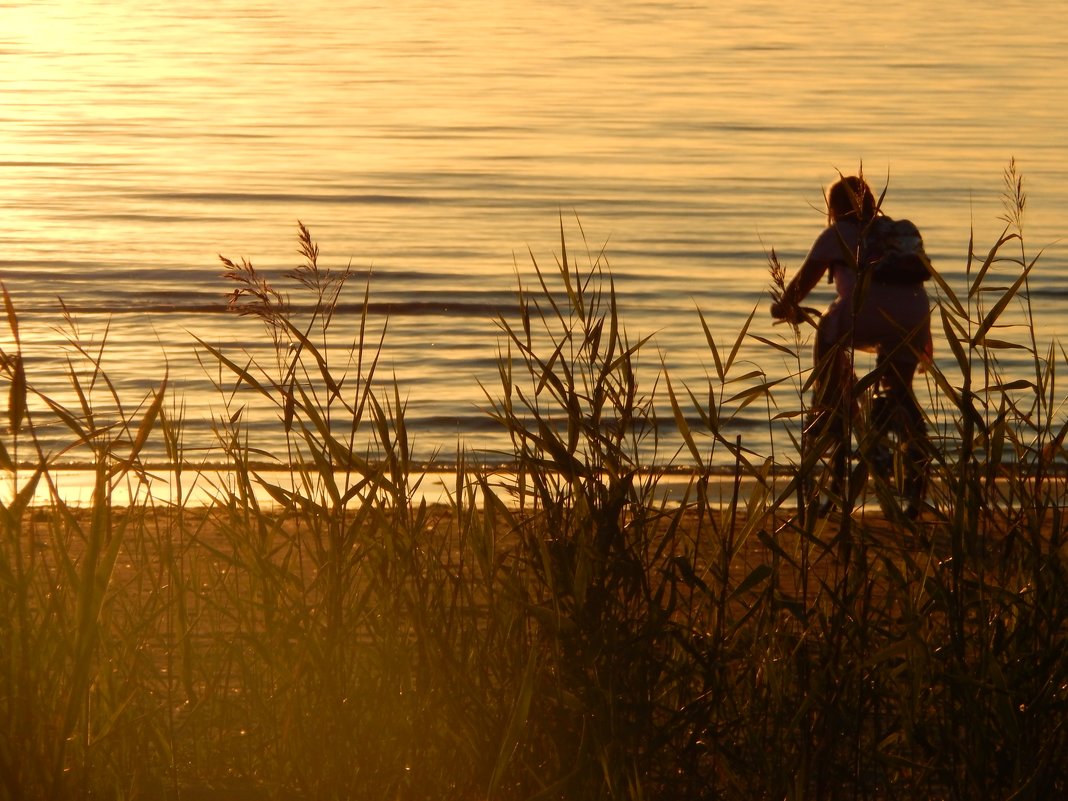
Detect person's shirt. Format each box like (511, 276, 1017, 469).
(802, 218, 863, 302)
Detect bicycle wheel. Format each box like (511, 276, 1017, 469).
(866, 392, 926, 519)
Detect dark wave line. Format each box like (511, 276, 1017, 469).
(78, 212, 228, 223)
(0, 259, 114, 270)
(16, 300, 513, 317)
(611, 247, 763, 261)
(130, 191, 430, 205)
(0, 160, 132, 168)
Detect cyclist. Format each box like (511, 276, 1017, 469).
(770, 175, 933, 517)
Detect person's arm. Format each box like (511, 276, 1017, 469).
(773, 257, 828, 320)
(770, 227, 840, 320)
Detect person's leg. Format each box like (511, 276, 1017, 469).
(877, 351, 929, 516)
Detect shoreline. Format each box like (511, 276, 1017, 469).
(8, 462, 1065, 511)
(5, 465, 782, 508)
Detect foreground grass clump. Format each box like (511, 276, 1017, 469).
(1, 177, 1066, 800)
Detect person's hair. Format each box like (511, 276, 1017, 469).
(827, 176, 876, 223)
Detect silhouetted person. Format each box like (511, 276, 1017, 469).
(771, 175, 932, 517)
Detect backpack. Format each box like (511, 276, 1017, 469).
(862, 216, 932, 284)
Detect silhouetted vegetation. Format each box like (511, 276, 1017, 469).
(1, 167, 1064, 800)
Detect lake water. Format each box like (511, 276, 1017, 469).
(1, 0, 1066, 479)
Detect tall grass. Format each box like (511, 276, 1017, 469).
(0, 172, 1065, 800)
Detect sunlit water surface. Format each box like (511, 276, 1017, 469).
(1, 0, 1065, 492)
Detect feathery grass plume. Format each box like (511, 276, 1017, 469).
(221, 254, 287, 324)
(287, 220, 354, 304)
(1000, 156, 1027, 232)
(765, 245, 823, 331)
(766, 246, 787, 308)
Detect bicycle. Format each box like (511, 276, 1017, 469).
(802, 371, 929, 520)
